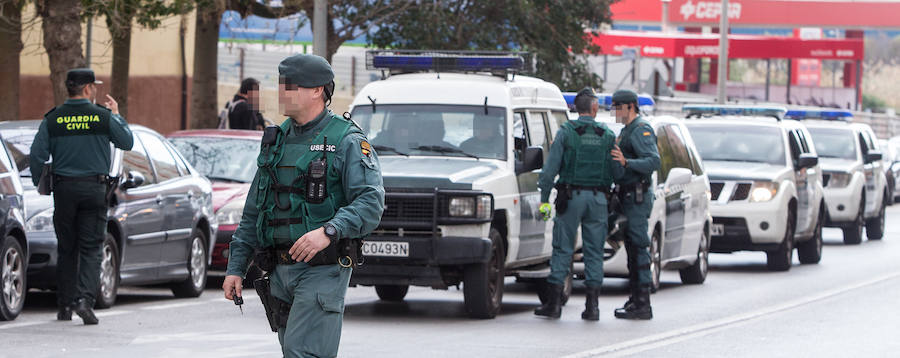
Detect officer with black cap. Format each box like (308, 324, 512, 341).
(610, 89, 660, 320)
(534, 87, 621, 320)
(222, 54, 384, 358)
(30, 68, 134, 325)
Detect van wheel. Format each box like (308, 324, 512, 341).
(798, 207, 824, 264)
(95, 233, 120, 309)
(463, 228, 505, 319)
(680, 226, 709, 284)
(767, 210, 795, 271)
(865, 194, 886, 240)
(172, 229, 207, 298)
(650, 230, 662, 292)
(0, 236, 25, 321)
(375, 285, 409, 302)
(843, 198, 865, 245)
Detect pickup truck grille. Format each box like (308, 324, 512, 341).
(380, 188, 437, 229)
(710, 182, 724, 200)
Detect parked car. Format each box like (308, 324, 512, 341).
(887, 137, 900, 203)
(167, 129, 261, 277)
(0, 132, 27, 321)
(683, 105, 826, 271)
(878, 139, 895, 205)
(0, 121, 216, 309)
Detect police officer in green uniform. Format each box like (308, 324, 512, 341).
(534, 87, 621, 320)
(610, 89, 660, 320)
(222, 54, 384, 358)
(30, 68, 134, 325)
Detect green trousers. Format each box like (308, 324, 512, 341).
(548, 190, 608, 289)
(270, 262, 352, 358)
(621, 192, 654, 288)
(52, 180, 107, 307)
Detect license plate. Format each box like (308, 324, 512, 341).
(362, 241, 409, 257)
(711, 224, 725, 237)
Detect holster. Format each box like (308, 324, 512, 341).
(553, 183, 571, 215)
(254, 274, 292, 332)
(37, 164, 53, 196)
(105, 176, 119, 207)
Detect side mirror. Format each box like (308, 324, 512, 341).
(665, 167, 693, 187)
(515, 146, 543, 174)
(866, 151, 883, 163)
(797, 153, 819, 169)
(122, 171, 145, 189)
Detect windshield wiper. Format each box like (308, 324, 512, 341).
(206, 176, 246, 183)
(373, 145, 409, 157)
(413, 145, 479, 159)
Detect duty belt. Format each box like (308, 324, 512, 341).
(54, 174, 109, 184)
(566, 185, 611, 195)
(617, 181, 650, 193)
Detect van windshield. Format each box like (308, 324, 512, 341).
(351, 104, 507, 160)
(806, 127, 858, 160)
(685, 123, 786, 165)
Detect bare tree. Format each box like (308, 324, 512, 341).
(35, 0, 86, 105)
(0, 0, 26, 121)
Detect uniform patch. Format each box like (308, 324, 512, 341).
(360, 141, 371, 157)
(642, 131, 651, 136)
(309, 144, 337, 152)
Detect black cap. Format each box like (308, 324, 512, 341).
(66, 68, 102, 87)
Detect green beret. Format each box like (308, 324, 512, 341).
(278, 54, 334, 88)
(575, 87, 598, 99)
(612, 89, 638, 104)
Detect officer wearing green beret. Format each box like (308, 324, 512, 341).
(222, 54, 385, 358)
(610, 89, 660, 320)
(534, 87, 621, 320)
(30, 68, 134, 325)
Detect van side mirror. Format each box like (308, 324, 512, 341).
(797, 153, 819, 169)
(516, 146, 543, 174)
(866, 151, 883, 163)
(122, 171, 145, 189)
(665, 167, 692, 187)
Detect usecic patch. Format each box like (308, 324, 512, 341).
(361, 140, 371, 157)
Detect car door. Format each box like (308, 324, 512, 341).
(0, 138, 22, 229)
(138, 132, 194, 277)
(514, 110, 552, 260)
(118, 134, 165, 281)
(858, 130, 878, 214)
(680, 122, 710, 256)
(658, 124, 687, 261)
(788, 129, 815, 236)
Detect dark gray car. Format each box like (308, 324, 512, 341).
(0, 120, 217, 309)
(0, 132, 27, 321)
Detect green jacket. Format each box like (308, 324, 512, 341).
(615, 115, 660, 186)
(30, 98, 134, 184)
(539, 115, 624, 203)
(226, 109, 385, 277)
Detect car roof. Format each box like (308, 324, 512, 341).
(168, 129, 263, 139)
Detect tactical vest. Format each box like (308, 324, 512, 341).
(45, 102, 112, 138)
(254, 113, 360, 248)
(618, 116, 653, 183)
(559, 120, 615, 188)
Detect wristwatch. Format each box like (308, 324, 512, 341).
(323, 223, 339, 242)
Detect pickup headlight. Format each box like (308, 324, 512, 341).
(448, 194, 493, 220)
(749, 181, 779, 203)
(827, 172, 851, 188)
(25, 208, 55, 232)
(215, 199, 245, 226)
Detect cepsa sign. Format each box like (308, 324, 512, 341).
(679, 0, 742, 21)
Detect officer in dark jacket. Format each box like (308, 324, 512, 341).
(222, 54, 384, 358)
(30, 68, 134, 325)
(610, 89, 660, 320)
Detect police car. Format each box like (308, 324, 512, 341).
(348, 50, 570, 318)
(683, 105, 826, 271)
(787, 108, 888, 244)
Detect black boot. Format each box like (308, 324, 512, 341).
(614, 287, 653, 320)
(73, 298, 99, 325)
(581, 286, 600, 321)
(534, 283, 563, 319)
(57, 305, 72, 321)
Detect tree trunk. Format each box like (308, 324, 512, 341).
(37, 0, 86, 105)
(110, 22, 132, 117)
(0, 0, 23, 121)
(190, 6, 222, 129)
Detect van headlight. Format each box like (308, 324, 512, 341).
(26, 208, 55, 232)
(215, 199, 245, 226)
(749, 181, 779, 202)
(827, 172, 851, 188)
(448, 194, 493, 220)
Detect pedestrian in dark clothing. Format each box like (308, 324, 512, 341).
(229, 78, 266, 130)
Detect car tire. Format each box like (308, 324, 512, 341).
(798, 207, 824, 264)
(865, 194, 886, 240)
(463, 228, 505, 319)
(679, 226, 709, 284)
(766, 210, 795, 272)
(171, 228, 208, 298)
(95, 233, 120, 309)
(0, 236, 26, 321)
(650, 230, 662, 293)
(375, 285, 409, 302)
(843, 197, 865, 245)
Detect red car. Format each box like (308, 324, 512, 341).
(168, 130, 262, 272)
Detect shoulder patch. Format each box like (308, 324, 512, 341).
(360, 140, 371, 157)
(643, 131, 651, 136)
(44, 107, 56, 118)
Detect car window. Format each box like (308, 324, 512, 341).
(551, 111, 568, 131)
(122, 135, 155, 186)
(0, 139, 13, 175)
(788, 130, 802, 165)
(514, 111, 527, 161)
(685, 124, 786, 166)
(663, 125, 693, 174)
(796, 129, 811, 153)
(858, 132, 869, 156)
(807, 127, 857, 160)
(138, 132, 180, 182)
(164, 140, 190, 176)
(656, 125, 674, 183)
(527, 111, 551, 163)
(170, 137, 260, 183)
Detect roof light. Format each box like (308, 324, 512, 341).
(785, 109, 853, 121)
(683, 104, 786, 119)
(562, 92, 655, 111)
(366, 50, 528, 73)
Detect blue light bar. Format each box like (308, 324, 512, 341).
(366, 50, 527, 73)
(562, 92, 655, 111)
(785, 108, 853, 121)
(683, 104, 787, 119)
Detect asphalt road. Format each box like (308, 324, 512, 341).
(4, 206, 900, 358)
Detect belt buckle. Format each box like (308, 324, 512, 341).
(339, 256, 353, 268)
(279, 252, 293, 264)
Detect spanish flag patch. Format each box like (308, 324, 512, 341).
(361, 141, 371, 157)
(642, 131, 651, 136)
